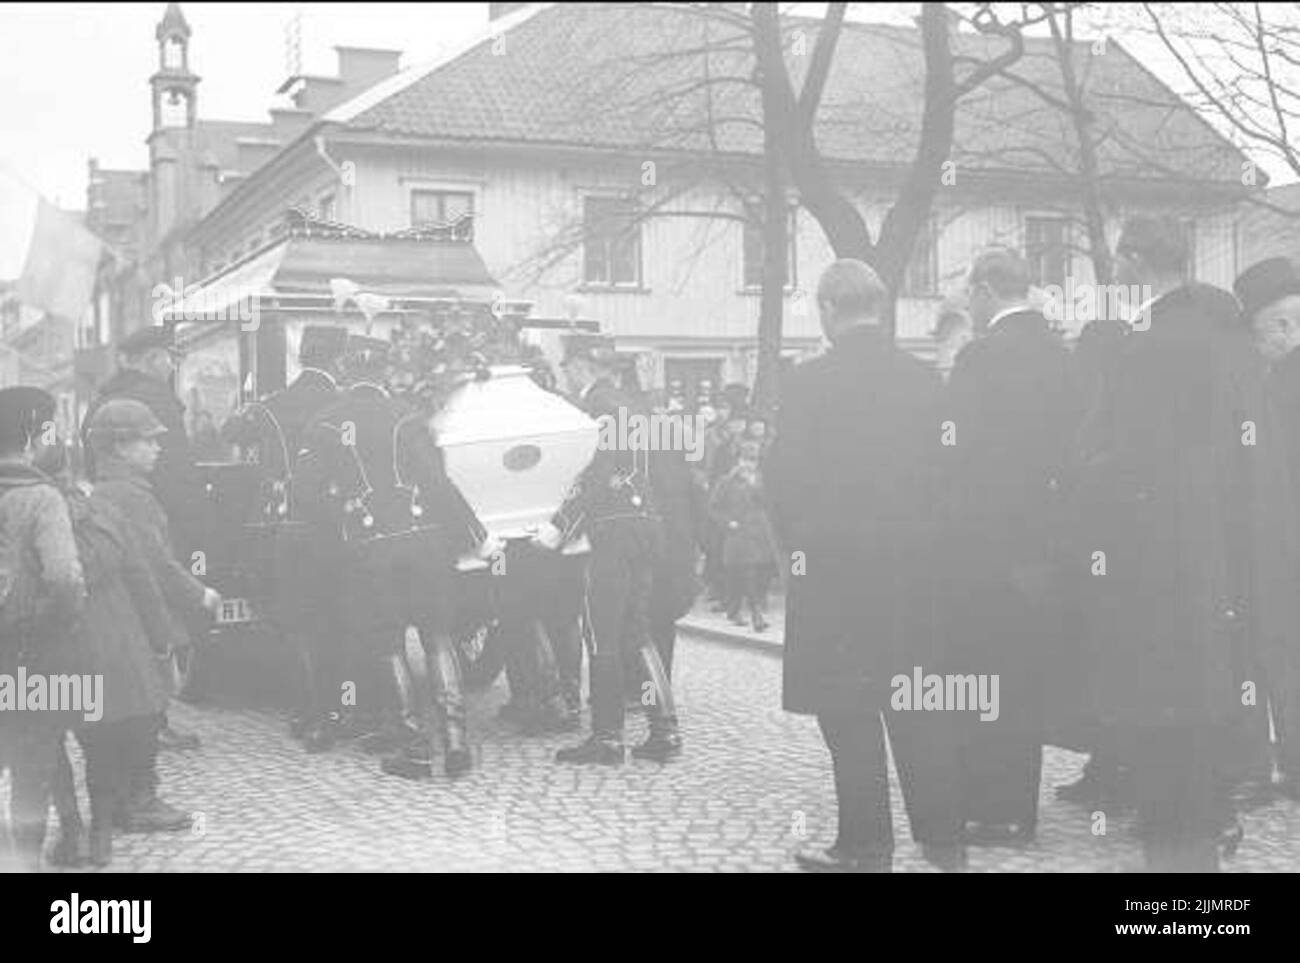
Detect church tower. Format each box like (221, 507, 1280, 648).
(147, 3, 200, 247)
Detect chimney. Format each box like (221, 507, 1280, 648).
(489, 3, 527, 21)
(334, 46, 402, 92)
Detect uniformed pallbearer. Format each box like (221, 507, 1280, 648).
(537, 335, 682, 765)
(294, 335, 484, 778)
(220, 325, 348, 750)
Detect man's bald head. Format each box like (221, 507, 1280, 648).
(967, 248, 1032, 329)
(816, 258, 887, 341)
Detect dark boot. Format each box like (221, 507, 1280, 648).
(119, 792, 191, 833)
(630, 643, 682, 762)
(555, 733, 625, 765)
(424, 632, 471, 778)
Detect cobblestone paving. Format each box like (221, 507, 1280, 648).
(8, 634, 1299, 872)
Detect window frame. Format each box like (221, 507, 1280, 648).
(1023, 212, 1072, 289)
(581, 192, 644, 289)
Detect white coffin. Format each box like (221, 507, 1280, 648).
(432, 365, 598, 546)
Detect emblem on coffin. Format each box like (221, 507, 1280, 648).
(432, 365, 598, 545)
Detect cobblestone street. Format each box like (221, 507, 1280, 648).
(2, 630, 1285, 873)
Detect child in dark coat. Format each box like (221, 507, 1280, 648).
(708, 439, 777, 632)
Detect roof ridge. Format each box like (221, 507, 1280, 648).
(324, 2, 554, 125)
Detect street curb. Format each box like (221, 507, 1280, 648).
(678, 617, 784, 657)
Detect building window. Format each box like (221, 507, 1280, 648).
(1025, 215, 1070, 288)
(583, 196, 641, 287)
(319, 193, 337, 222)
(901, 216, 938, 296)
(742, 202, 797, 290)
(411, 189, 474, 228)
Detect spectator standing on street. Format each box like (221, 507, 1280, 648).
(0, 387, 85, 872)
(82, 324, 210, 752)
(768, 259, 962, 873)
(709, 438, 776, 632)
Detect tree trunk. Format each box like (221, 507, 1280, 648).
(753, 120, 787, 414)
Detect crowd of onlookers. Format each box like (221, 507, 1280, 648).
(2, 326, 223, 872)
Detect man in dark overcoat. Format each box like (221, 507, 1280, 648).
(766, 258, 960, 873)
(939, 249, 1077, 846)
(1072, 217, 1288, 871)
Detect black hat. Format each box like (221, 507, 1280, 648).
(1234, 257, 1300, 320)
(117, 324, 174, 357)
(299, 325, 348, 369)
(560, 333, 617, 366)
(0, 386, 56, 451)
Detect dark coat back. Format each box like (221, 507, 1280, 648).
(1071, 284, 1290, 728)
(766, 325, 942, 715)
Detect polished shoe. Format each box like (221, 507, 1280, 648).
(288, 712, 311, 740)
(555, 735, 625, 765)
(157, 723, 201, 752)
(631, 729, 683, 763)
(793, 845, 890, 873)
(921, 842, 968, 872)
(380, 752, 433, 780)
(120, 796, 191, 833)
(962, 820, 1034, 847)
(751, 613, 769, 633)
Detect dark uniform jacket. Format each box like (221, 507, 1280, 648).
(82, 369, 209, 553)
(293, 383, 483, 635)
(223, 369, 341, 480)
(766, 324, 942, 715)
(553, 378, 657, 541)
(1071, 284, 1293, 729)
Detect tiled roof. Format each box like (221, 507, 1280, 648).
(342, 3, 1246, 186)
(194, 119, 280, 174)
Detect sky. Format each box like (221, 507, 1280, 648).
(0, 2, 489, 207)
(0, 2, 1293, 211)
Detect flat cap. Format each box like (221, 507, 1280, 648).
(86, 398, 167, 441)
(1234, 257, 1300, 320)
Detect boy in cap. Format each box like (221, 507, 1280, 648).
(0, 386, 85, 870)
(84, 398, 221, 830)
